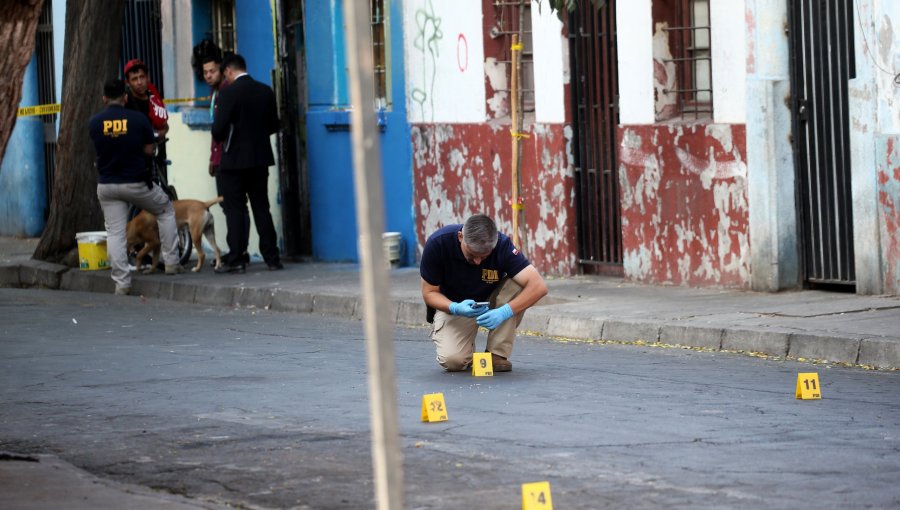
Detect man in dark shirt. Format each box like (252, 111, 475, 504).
(123, 59, 169, 180)
(89, 79, 183, 296)
(203, 54, 249, 265)
(420, 214, 548, 372)
(211, 53, 282, 273)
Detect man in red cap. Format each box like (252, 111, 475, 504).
(123, 58, 169, 179)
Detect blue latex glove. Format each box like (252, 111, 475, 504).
(449, 299, 489, 318)
(476, 303, 514, 330)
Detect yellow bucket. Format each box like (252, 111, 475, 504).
(75, 231, 109, 270)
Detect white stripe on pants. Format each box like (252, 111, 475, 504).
(97, 182, 177, 289)
(430, 278, 524, 371)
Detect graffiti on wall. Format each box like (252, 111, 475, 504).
(404, 0, 486, 123)
(618, 124, 750, 287)
(410, 0, 443, 122)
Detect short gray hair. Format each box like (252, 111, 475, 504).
(462, 214, 498, 254)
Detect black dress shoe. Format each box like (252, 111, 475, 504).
(214, 263, 246, 274)
(267, 261, 284, 271)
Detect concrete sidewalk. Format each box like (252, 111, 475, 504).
(2, 236, 899, 369)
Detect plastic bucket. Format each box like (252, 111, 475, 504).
(382, 232, 402, 268)
(75, 231, 109, 271)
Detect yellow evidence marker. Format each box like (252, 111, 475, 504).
(521, 481, 553, 510)
(473, 352, 493, 377)
(421, 393, 448, 422)
(796, 372, 822, 399)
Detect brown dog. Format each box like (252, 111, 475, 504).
(126, 197, 224, 273)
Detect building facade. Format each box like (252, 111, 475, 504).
(5, 0, 899, 295)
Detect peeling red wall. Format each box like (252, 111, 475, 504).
(878, 137, 900, 294)
(617, 124, 750, 287)
(411, 123, 577, 276)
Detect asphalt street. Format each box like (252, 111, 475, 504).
(1, 288, 899, 509)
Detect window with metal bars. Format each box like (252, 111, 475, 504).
(654, 0, 712, 120)
(370, 0, 390, 109)
(491, 0, 535, 116)
(36, 0, 56, 219)
(211, 0, 236, 54)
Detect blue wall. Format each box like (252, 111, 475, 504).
(191, 0, 212, 101)
(305, 0, 414, 265)
(0, 56, 47, 236)
(236, 0, 275, 86)
(190, 0, 274, 97)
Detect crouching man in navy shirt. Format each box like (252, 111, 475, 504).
(420, 214, 548, 372)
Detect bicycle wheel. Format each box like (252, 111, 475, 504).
(153, 223, 192, 270)
(177, 223, 192, 266)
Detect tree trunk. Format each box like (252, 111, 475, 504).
(0, 0, 45, 168)
(33, 0, 126, 264)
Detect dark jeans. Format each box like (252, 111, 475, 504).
(217, 166, 280, 266)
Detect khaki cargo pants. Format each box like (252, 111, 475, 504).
(430, 278, 524, 371)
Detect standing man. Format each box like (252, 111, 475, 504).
(88, 79, 183, 296)
(122, 59, 169, 179)
(202, 54, 249, 266)
(211, 53, 282, 272)
(420, 214, 548, 372)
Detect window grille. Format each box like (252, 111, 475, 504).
(211, 0, 236, 54)
(661, 0, 712, 119)
(492, 0, 535, 114)
(120, 0, 165, 95)
(36, 0, 56, 219)
(370, 0, 390, 108)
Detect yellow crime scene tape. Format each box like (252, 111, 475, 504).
(165, 96, 210, 104)
(17, 103, 61, 117)
(16, 97, 211, 117)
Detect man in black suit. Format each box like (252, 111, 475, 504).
(211, 53, 282, 272)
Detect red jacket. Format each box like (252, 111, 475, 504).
(146, 82, 168, 131)
(209, 79, 230, 167)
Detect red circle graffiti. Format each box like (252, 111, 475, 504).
(457, 33, 468, 72)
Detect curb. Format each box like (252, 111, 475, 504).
(2, 261, 898, 370)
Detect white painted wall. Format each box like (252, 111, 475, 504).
(531, 7, 566, 124)
(616, 0, 655, 124)
(403, 0, 486, 123)
(52, 0, 65, 126)
(872, 0, 900, 133)
(160, 0, 195, 102)
(711, 0, 747, 123)
(745, 0, 798, 292)
(165, 113, 283, 262)
(850, 0, 899, 294)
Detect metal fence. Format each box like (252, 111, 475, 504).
(569, 1, 622, 274)
(789, 0, 856, 286)
(119, 0, 164, 95)
(35, 1, 56, 219)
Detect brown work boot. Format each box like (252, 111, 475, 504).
(491, 353, 512, 372)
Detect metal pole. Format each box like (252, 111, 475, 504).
(341, 1, 404, 509)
